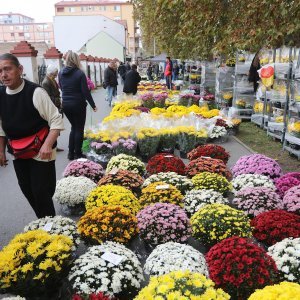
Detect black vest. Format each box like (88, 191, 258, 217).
(0, 80, 48, 139)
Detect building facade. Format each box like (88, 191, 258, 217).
(0, 13, 54, 45)
(54, 0, 139, 60)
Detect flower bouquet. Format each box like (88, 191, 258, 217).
(206, 236, 278, 299)
(137, 128, 160, 160)
(0, 230, 73, 298)
(69, 242, 144, 298)
(158, 128, 178, 153)
(137, 203, 191, 245)
(192, 172, 232, 195)
(223, 91, 233, 106)
(78, 206, 138, 244)
(288, 120, 300, 138)
(187, 144, 230, 164)
(231, 174, 276, 193)
(53, 176, 96, 215)
(282, 185, 300, 214)
(236, 99, 246, 109)
(146, 153, 186, 175)
(185, 157, 232, 180)
(251, 210, 300, 246)
(184, 189, 228, 216)
(113, 139, 137, 156)
(233, 187, 283, 217)
(268, 237, 300, 282)
(24, 216, 80, 251)
(139, 181, 184, 207)
(275, 172, 300, 197)
(106, 154, 146, 176)
(232, 154, 282, 179)
(248, 282, 300, 300)
(153, 92, 168, 108)
(140, 92, 155, 109)
(73, 293, 114, 300)
(63, 159, 104, 183)
(144, 242, 208, 276)
(85, 185, 140, 215)
(98, 169, 144, 197)
(209, 126, 228, 141)
(191, 203, 252, 245)
(135, 270, 230, 300)
(178, 93, 194, 106)
(143, 172, 193, 195)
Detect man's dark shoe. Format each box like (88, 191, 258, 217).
(67, 153, 74, 160)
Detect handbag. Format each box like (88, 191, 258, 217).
(8, 127, 49, 159)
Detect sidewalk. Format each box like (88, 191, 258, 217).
(0, 86, 253, 250)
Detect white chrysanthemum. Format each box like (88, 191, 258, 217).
(144, 242, 208, 276)
(184, 189, 228, 215)
(2, 297, 26, 300)
(143, 172, 193, 194)
(69, 241, 144, 296)
(24, 215, 80, 251)
(209, 126, 227, 138)
(231, 173, 275, 193)
(53, 176, 97, 206)
(268, 238, 300, 283)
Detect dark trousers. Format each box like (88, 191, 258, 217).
(166, 75, 172, 89)
(13, 159, 56, 218)
(63, 105, 86, 156)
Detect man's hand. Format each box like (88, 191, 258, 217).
(38, 143, 53, 160)
(93, 107, 98, 112)
(0, 152, 8, 167)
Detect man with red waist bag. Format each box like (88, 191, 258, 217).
(0, 53, 64, 218)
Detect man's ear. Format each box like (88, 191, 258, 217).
(18, 65, 24, 76)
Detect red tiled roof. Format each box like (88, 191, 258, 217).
(55, 0, 130, 7)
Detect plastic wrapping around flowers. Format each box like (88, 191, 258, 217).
(24, 216, 81, 251)
(135, 270, 230, 300)
(232, 154, 282, 179)
(69, 242, 144, 298)
(206, 236, 278, 299)
(144, 242, 208, 277)
(233, 187, 283, 217)
(267, 237, 300, 283)
(251, 210, 300, 246)
(248, 281, 300, 300)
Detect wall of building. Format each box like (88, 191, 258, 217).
(82, 31, 124, 61)
(0, 23, 54, 45)
(54, 15, 126, 53)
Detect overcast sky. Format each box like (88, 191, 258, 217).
(0, 0, 65, 22)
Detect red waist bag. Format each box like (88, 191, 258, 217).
(8, 127, 49, 159)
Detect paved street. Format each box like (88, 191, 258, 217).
(0, 85, 253, 250)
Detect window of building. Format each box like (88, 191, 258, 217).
(10, 33, 14, 37)
(24, 25, 29, 31)
(81, 6, 87, 11)
(114, 5, 120, 11)
(44, 24, 48, 29)
(68, 7, 75, 12)
(24, 32, 30, 38)
(18, 32, 24, 37)
(100, 5, 106, 11)
(44, 32, 49, 37)
(57, 7, 64, 12)
(16, 25, 23, 30)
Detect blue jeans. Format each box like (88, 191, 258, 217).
(106, 86, 114, 105)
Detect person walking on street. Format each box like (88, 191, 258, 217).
(147, 63, 153, 81)
(42, 65, 64, 151)
(0, 53, 64, 218)
(58, 50, 97, 160)
(123, 64, 141, 95)
(125, 62, 131, 72)
(172, 62, 180, 81)
(164, 56, 173, 90)
(104, 61, 118, 107)
(118, 62, 127, 84)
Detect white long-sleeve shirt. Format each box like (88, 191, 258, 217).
(0, 80, 64, 161)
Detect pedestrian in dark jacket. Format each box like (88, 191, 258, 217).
(147, 63, 153, 81)
(58, 51, 97, 160)
(104, 61, 118, 106)
(123, 64, 141, 95)
(118, 62, 127, 83)
(125, 62, 131, 72)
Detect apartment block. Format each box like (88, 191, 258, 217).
(54, 0, 139, 60)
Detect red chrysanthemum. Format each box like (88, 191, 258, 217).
(146, 153, 186, 175)
(73, 293, 115, 300)
(206, 236, 278, 299)
(187, 144, 230, 163)
(251, 210, 300, 246)
(185, 157, 232, 179)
